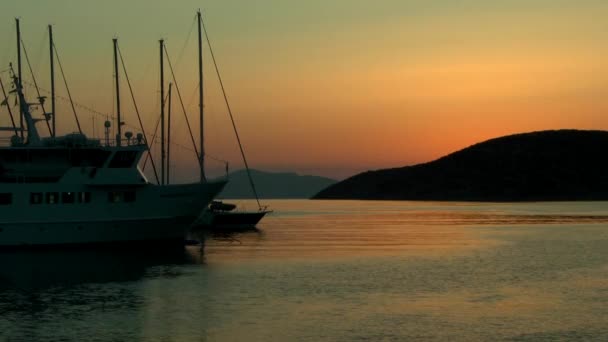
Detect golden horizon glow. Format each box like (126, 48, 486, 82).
(2, 1, 608, 180)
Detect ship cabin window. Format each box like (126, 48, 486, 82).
(30, 192, 43, 204)
(108, 191, 136, 203)
(46, 192, 59, 205)
(108, 151, 138, 168)
(108, 191, 121, 203)
(78, 192, 91, 203)
(62, 192, 76, 204)
(124, 191, 136, 203)
(0, 193, 12, 205)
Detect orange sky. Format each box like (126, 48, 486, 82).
(2, 1, 608, 180)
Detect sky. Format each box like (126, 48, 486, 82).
(2, 1, 608, 180)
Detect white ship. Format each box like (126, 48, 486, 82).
(0, 19, 226, 247)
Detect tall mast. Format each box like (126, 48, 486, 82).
(16, 18, 23, 139)
(197, 10, 205, 182)
(49, 25, 55, 138)
(167, 82, 172, 185)
(160, 39, 165, 185)
(113, 38, 122, 145)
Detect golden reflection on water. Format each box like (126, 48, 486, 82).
(5, 200, 608, 341)
(180, 201, 608, 340)
(200, 200, 608, 263)
(200, 212, 485, 262)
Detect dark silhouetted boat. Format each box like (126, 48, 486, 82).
(192, 11, 272, 231)
(197, 200, 271, 230)
(0, 19, 226, 247)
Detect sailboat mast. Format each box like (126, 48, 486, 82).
(16, 18, 23, 139)
(49, 25, 55, 138)
(167, 82, 172, 185)
(113, 38, 122, 145)
(197, 10, 205, 182)
(160, 39, 165, 186)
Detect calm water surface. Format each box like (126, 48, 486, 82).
(2, 200, 608, 341)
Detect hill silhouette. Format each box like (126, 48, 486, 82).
(314, 130, 608, 201)
(218, 169, 336, 199)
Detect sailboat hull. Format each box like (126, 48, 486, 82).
(195, 209, 270, 230)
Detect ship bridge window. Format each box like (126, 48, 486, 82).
(70, 150, 111, 168)
(46, 192, 59, 204)
(78, 192, 91, 203)
(62, 192, 76, 204)
(108, 151, 137, 168)
(108, 191, 136, 203)
(108, 191, 121, 203)
(0, 193, 12, 205)
(30, 192, 43, 204)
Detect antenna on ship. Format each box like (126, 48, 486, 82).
(104, 120, 111, 146)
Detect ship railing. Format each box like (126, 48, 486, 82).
(102, 139, 148, 148)
(0, 136, 146, 148)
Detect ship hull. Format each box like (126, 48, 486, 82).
(0, 217, 192, 247)
(0, 180, 226, 247)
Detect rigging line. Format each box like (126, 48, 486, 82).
(143, 89, 170, 170)
(171, 82, 199, 138)
(20, 80, 153, 135)
(163, 44, 203, 175)
(175, 15, 197, 68)
(0, 27, 15, 71)
(0, 76, 18, 135)
(20, 39, 52, 135)
(206, 153, 229, 164)
(32, 32, 47, 76)
(23, 80, 116, 121)
(165, 137, 226, 165)
(21, 78, 168, 144)
(117, 44, 160, 185)
(142, 112, 161, 171)
(201, 15, 261, 208)
(52, 42, 82, 134)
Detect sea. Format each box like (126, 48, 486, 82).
(2, 200, 608, 341)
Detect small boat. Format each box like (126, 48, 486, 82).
(196, 200, 272, 230)
(191, 12, 272, 231)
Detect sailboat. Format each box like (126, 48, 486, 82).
(190, 11, 272, 230)
(0, 19, 226, 247)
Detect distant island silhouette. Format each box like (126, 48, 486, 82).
(218, 169, 336, 199)
(314, 130, 608, 201)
